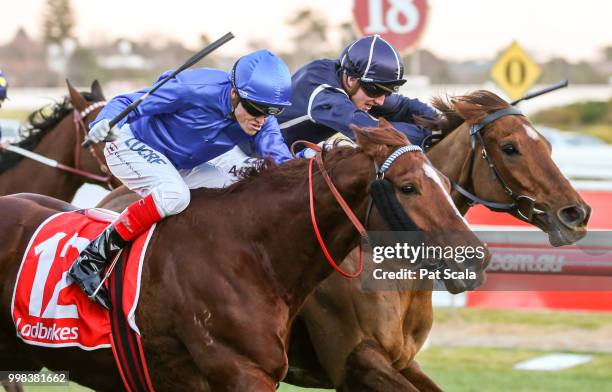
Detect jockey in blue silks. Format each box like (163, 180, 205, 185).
(69, 50, 293, 309)
(0, 70, 8, 108)
(277, 35, 438, 149)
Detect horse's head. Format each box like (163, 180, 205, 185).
(66, 80, 119, 188)
(353, 118, 490, 293)
(440, 90, 590, 246)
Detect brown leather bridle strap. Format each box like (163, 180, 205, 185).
(314, 153, 367, 238)
(72, 103, 115, 188)
(290, 139, 322, 158)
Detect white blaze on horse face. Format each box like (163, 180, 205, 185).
(423, 163, 470, 226)
(523, 124, 541, 141)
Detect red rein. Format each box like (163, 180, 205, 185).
(308, 157, 364, 278)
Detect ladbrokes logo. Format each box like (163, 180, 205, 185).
(16, 318, 78, 341)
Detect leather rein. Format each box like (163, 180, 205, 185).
(72, 101, 115, 189)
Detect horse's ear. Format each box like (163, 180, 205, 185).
(450, 98, 486, 125)
(90, 80, 106, 101)
(66, 79, 87, 112)
(352, 124, 390, 160)
(378, 117, 393, 129)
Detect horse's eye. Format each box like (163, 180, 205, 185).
(400, 184, 419, 195)
(501, 144, 519, 156)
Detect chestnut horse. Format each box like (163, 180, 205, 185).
(280, 91, 591, 391)
(92, 90, 591, 391)
(0, 81, 115, 201)
(0, 122, 488, 391)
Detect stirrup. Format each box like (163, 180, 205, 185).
(89, 249, 123, 301)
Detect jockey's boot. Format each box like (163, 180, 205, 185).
(69, 194, 162, 310)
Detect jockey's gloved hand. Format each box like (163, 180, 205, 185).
(88, 119, 118, 144)
(295, 147, 317, 159)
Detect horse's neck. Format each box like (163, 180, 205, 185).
(192, 156, 370, 315)
(427, 123, 474, 214)
(0, 114, 83, 200)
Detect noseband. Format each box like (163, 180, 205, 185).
(452, 107, 545, 222)
(309, 145, 422, 278)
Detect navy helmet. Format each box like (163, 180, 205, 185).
(340, 35, 406, 87)
(0, 70, 7, 101)
(230, 50, 292, 110)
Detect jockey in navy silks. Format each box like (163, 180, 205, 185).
(277, 35, 438, 150)
(0, 70, 7, 109)
(0, 70, 7, 140)
(69, 50, 293, 309)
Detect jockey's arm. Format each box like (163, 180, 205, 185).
(310, 89, 432, 146)
(90, 72, 189, 129)
(370, 94, 438, 124)
(254, 116, 293, 164)
(369, 94, 439, 145)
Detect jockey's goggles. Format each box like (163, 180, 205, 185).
(360, 81, 400, 98)
(241, 99, 285, 117)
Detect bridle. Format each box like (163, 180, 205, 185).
(308, 144, 422, 278)
(72, 101, 115, 189)
(451, 107, 545, 223)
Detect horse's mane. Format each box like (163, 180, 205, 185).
(417, 90, 510, 140)
(0, 92, 97, 174)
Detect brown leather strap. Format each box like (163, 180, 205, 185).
(314, 153, 367, 238)
(290, 140, 322, 157)
(72, 108, 114, 188)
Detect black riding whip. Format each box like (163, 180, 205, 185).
(510, 79, 569, 106)
(82, 32, 235, 147)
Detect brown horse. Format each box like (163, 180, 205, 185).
(0, 81, 116, 201)
(280, 91, 591, 391)
(0, 122, 488, 391)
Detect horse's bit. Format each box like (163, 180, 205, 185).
(452, 107, 545, 223)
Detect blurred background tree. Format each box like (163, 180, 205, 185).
(285, 9, 334, 70)
(42, 0, 75, 46)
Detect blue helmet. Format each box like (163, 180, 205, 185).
(0, 70, 7, 101)
(339, 35, 406, 87)
(230, 50, 292, 108)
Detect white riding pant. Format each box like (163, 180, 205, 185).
(104, 124, 256, 217)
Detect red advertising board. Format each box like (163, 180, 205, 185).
(467, 190, 612, 312)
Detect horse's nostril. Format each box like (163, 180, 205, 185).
(558, 205, 587, 228)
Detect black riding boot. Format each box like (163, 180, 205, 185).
(68, 225, 127, 310)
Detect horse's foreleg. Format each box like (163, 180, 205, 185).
(0, 343, 39, 392)
(1, 381, 24, 392)
(209, 370, 277, 392)
(400, 360, 444, 392)
(338, 340, 419, 392)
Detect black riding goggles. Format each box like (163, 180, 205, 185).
(360, 82, 400, 98)
(240, 99, 284, 117)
